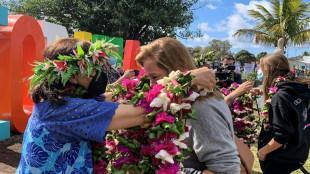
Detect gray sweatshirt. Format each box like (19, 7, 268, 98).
(182, 96, 240, 174)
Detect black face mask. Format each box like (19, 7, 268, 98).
(87, 71, 108, 98)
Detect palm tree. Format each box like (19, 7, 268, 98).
(233, 0, 310, 49)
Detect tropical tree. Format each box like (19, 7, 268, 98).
(302, 51, 310, 56)
(235, 50, 256, 66)
(257, 51, 268, 60)
(233, 0, 310, 49)
(1, 0, 202, 44)
(209, 39, 232, 60)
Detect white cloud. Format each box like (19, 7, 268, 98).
(192, 34, 212, 43)
(235, 0, 272, 21)
(225, 14, 254, 49)
(186, 1, 274, 50)
(206, 4, 217, 10)
(198, 22, 213, 31)
(214, 20, 227, 32)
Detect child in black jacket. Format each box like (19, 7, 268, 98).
(257, 53, 310, 174)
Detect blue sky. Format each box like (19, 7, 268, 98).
(179, 0, 310, 58)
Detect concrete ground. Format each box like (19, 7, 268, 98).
(0, 133, 23, 174)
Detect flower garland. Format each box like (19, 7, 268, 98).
(261, 71, 295, 131)
(29, 39, 121, 89)
(93, 70, 203, 174)
(222, 82, 260, 147)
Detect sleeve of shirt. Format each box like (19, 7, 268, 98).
(43, 97, 118, 142)
(270, 95, 294, 144)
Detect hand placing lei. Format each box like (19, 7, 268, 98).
(261, 71, 295, 131)
(93, 70, 208, 174)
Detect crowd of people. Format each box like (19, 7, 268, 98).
(16, 37, 310, 174)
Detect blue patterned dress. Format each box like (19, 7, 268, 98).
(16, 96, 118, 174)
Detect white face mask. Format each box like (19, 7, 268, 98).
(257, 69, 263, 82)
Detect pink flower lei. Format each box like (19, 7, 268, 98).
(221, 82, 260, 147)
(261, 71, 295, 131)
(93, 70, 202, 174)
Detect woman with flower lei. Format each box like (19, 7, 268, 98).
(257, 53, 310, 174)
(128, 37, 240, 174)
(16, 38, 150, 173)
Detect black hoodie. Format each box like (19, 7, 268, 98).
(259, 82, 310, 163)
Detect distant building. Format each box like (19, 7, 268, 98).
(289, 56, 310, 70)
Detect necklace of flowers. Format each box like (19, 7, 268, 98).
(221, 82, 260, 147)
(93, 70, 206, 174)
(261, 71, 295, 131)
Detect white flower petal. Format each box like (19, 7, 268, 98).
(155, 150, 175, 164)
(179, 142, 188, 149)
(183, 92, 200, 101)
(150, 98, 163, 108)
(179, 132, 189, 141)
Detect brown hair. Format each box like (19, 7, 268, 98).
(221, 54, 235, 61)
(261, 53, 310, 107)
(136, 37, 196, 72)
(30, 38, 91, 106)
(136, 37, 223, 99)
(44, 38, 91, 60)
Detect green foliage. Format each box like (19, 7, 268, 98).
(302, 51, 310, 56)
(209, 39, 232, 60)
(235, 49, 256, 66)
(1, 0, 202, 44)
(256, 52, 267, 60)
(194, 50, 216, 67)
(233, 0, 310, 49)
(187, 39, 232, 61)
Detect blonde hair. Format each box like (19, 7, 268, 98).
(136, 37, 223, 99)
(136, 37, 196, 72)
(261, 53, 310, 108)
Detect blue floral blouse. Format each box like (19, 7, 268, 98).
(16, 96, 118, 174)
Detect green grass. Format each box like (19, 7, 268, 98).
(251, 147, 310, 174)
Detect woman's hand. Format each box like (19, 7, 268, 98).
(257, 138, 283, 161)
(191, 67, 216, 90)
(224, 81, 253, 105)
(250, 87, 263, 96)
(257, 150, 267, 161)
(235, 81, 253, 96)
(122, 69, 135, 79)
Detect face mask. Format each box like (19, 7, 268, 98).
(87, 71, 108, 98)
(257, 69, 263, 82)
(108, 57, 117, 66)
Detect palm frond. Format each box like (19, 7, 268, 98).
(290, 29, 310, 46)
(256, 5, 274, 20)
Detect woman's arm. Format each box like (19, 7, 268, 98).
(257, 138, 283, 161)
(112, 69, 135, 85)
(103, 92, 112, 102)
(202, 169, 214, 174)
(106, 104, 147, 131)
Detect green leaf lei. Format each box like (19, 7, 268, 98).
(29, 39, 122, 91)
